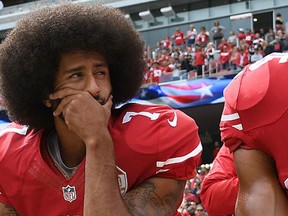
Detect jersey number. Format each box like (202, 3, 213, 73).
(122, 111, 160, 124)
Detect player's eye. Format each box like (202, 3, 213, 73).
(70, 72, 83, 78)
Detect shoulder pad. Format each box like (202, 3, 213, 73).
(224, 53, 288, 127)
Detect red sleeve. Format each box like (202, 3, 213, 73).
(0, 193, 12, 206)
(200, 145, 239, 216)
(156, 109, 202, 180)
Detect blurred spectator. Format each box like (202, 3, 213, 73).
(218, 38, 232, 52)
(194, 44, 207, 77)
(195, 204, 208, 216)
(171, 47, 183, 59)
(190, 175, 202, 203)
(258, 27, 266, 39)
(199, 164, 209, 180)
(282, 33, 288, 53)
(172, 27, 185, 49)
(275, 13, 284, 31)
(250, 45, 263, 63)
(150, 61, 163, 84)
(160, 35, 172, 52)
(218, 45, 231, 70)
(237, 28, 246, 45)
(168, 57, 180, 71)
(180, 200, 197, 216)
(186, 201, 197, 216)
(161, 59, 174, 74)
(205, 42, 216, 72)
(184, 185, 199, 204)
(186, 24, 198, 48)
(252, 32, 265, 48)
(206, 42, 215, 60)
(265, 28, 276, 43)
(180, 53, 194, 72)
(230, 46, 240, 70)
(227, 30, 237, 47)
(234, 47, 249, 69)
(196, 26, 210, 47)
(244, 28, 255, 47)
(210, 20, 225, 47)
(156, 50, 170, 66)
(267, 30, 285, 53)
(143, 65, 152, 85)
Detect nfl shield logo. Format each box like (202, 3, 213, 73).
(62, 185, 77, 202)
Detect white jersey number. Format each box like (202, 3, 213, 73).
(122, 111, 160, 124)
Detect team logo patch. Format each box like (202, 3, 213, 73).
(117, 166, 128, 195)
(62, 185, 77, 202)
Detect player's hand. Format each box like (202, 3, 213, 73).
(49, 88, 113, 143)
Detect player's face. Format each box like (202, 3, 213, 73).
(54, 51, 112, 105)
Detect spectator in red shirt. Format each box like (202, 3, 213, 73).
(230, 46, 240, 70)
(172, 27, 185, 49)
(217, 38, 231, 52)
(196, 26, 210, 47)
(156, 50, 170, 66)
(234, 47, 249, 69)
(245, 28, 255, 47)
(218, 45, 231, 70)
(160, 35, 172, 52)
(162, 60, 174, 74)
(194, 44, 207, 77)
(237, 28, 246, 46)
(150, 61, 163, 84)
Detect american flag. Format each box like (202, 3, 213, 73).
(133, 77, 233, 108)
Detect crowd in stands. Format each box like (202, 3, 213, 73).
(143, 15, 288, 86)
(178, 163, 211, 215)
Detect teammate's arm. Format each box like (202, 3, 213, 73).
(234, 148, 288, 215)
(200, 145, 239, 216)
(0, 203, 19, 216)
(123, 177, 186, 215)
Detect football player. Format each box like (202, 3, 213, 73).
(220, 53, 288, 215)
(0, 3, 202, 216)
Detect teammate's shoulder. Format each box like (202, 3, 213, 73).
(0, 122, 41, 154)
(224, 53, 288, 111)
(0, 123, 42, 195)
(0, 122, 30, 138)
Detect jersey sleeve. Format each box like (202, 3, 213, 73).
(200, 145, 238, 216)
(220, 53, 288, 152)
(0, 124, 37, 200)
(155, 108, 202, 180)
(0, 192, 12, 206)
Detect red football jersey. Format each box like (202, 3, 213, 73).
(0, 103, 202, 215)
(173, 32, 185, 45)
(220, 53, 288, 192)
